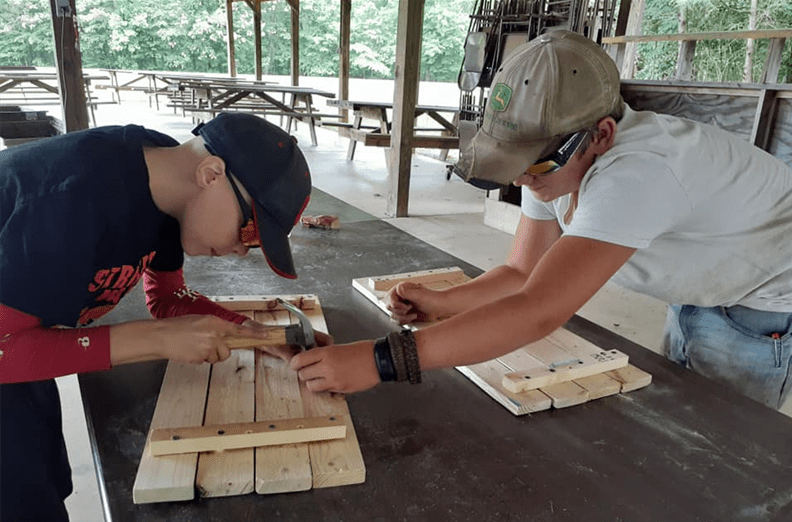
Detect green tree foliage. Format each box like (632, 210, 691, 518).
(638, 0, 792, 82)
(0, 0, 473, 82)
(0, 0, 54, 66)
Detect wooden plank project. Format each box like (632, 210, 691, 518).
(353, 268, 652, 416)
(132, 295, 365, 504)
(150, 416, 347, 456)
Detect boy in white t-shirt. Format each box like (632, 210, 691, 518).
(289, 30, 792, 411)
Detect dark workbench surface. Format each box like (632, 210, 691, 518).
(81, 190, 792, 522)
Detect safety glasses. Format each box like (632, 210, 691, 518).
(527, 130, 590, 176)
(227, 173, 261, 247)
(227, 173, 252, 225)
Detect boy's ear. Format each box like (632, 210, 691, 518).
(591, 116, 617, 154)
(195, 155, 227, 188)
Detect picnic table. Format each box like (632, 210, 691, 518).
(326, 99, 461, 161)
(171, 79, 338, 146)
(0, 70, 111, 126)
(97, 69, 276, 110)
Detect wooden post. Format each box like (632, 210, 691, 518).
(226, 0, 237, 77)
(751, 89, 778, 151)
(387, 0, 424, 218)
(288, 0, 300, 86)
(48, 0, 89, 132)
(760, 38, 786, 83)
(621, 0, 645, 79)
(674, 8, 695, 81)
(339, 0, 351, 122)
(674, 40, 696, 80)
(608, 0, 632, 70)
(254, 0, 262, 80)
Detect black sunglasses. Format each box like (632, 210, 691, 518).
(227, 173, 253, 225)
(527, 130, 590, 176)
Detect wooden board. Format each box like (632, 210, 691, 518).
(150, 416, 347, 456)
(132, 295, 365, 504)
(353, 268, 652, 416)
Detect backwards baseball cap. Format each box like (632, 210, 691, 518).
(455, 30, 624, 189)
(192, 113, 311, 279)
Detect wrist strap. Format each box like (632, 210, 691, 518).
(373, 336, 397, 382)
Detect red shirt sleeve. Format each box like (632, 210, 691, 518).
(0, 304, 112, 383)
(143, 267, 249, 324)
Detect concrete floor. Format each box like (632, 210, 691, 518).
(47, 85, 789, 521)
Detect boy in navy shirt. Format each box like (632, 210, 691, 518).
(0, 113, 312, 520)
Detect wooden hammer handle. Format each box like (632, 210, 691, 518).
(225, 326, 288, 349)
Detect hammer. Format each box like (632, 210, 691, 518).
(225, 298, 316, 351)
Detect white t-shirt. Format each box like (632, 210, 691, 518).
(522, 104, 792, 312)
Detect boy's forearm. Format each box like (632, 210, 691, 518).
(109, 320, 164, 365)
(439, 264, 529, 316)
(416, 291, 556, 370)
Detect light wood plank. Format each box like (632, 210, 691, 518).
(368, 267, 466, 291)
(499, 346, 593, 407)
(548, 329, 651, 392)
(196, 336, 256, 498)
(132, 362, 210, 504)
(573, 373, 623, 401)
(254, 309, 313, 494)
(456, 362, 552, 415)
(605, 365, 653, 392)
(210, 294, 317, 311)
(502, 338, 629, 393)
(540, 381, 590, 409)
(299, 306, 366, 488)
(151, 416, 347, 456)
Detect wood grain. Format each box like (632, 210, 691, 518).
(132, 363, 210, 504)
(254, 309, 313, 494)
(196, 316, 256, 498)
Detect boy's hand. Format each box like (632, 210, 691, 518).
(384, 282, 448, 325)
(290, 340, 379, 393)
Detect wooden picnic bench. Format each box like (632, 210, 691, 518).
(0, 70, 112, 126)
(326, 99, 460, 161)
(170, 79, 339, 146)
(97, 69, 277, 110)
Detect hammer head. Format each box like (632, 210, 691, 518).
(277, 298, 316, 350)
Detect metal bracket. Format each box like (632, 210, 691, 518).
(56, 0, 72, 18)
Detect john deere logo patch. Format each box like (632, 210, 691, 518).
(490, 83, 512, 111)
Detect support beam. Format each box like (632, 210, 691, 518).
(226, 0, 237, 77)
(620, 0, 645, 79)
(751, 89, 778, 151)
(387, 0, 424, 217)
(607, 0, 632, 73)
(675, 41, 696, 80)
(288, 0, 300, 86)
(48, 0, 89, 132)
(760, 38, 786, 83)
(254, 0, 262, 80)
(339, 0, 351, 122)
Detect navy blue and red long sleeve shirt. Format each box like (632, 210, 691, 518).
(0, 125, 247, 383)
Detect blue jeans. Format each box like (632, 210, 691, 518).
(663, 304, 792, 410)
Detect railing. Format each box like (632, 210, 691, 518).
(603, 29, 792, 83)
